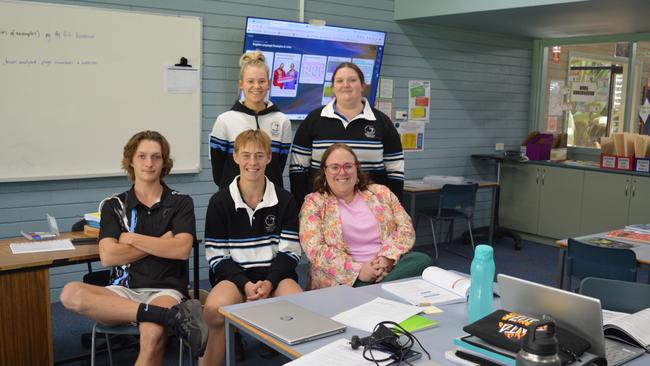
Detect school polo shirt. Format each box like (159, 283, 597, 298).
(99, 184, 196, 296)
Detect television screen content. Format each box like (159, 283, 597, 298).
(244, 17, 386, 120)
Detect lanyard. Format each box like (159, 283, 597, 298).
(129, 208, 137, 233)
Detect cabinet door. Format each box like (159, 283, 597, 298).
(499, 163, 540, 234)
(628, 176, 650, 225)
(538, 166, 584, 238)
(580, 171, 630, 234)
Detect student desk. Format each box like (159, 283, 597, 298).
(555, 235, 650, 289)
(0, 232, 99, 366)
(220, 281, 650, 366)
(403, 179, 499, 244)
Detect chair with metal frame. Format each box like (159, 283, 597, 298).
(416, 183, 478, 260)
(565, 238, 637, 291)
(89, 240, 201, 366)
(579, 277, 650, 313)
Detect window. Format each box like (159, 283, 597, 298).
(534, 38, 650, 151)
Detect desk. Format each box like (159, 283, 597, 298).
(220, 282, 650, 366)
(0, 232, 99, 366)
(555, 235, 650, 289)
(403, 179, 499, 244)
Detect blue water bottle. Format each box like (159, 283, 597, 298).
(467, 244, 495, 323)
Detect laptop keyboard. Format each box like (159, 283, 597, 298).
(605, 338, 642, 366)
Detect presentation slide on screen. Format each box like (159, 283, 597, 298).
(244, 18, 385, 120)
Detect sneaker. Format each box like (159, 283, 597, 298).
(170, 299, 208, 358)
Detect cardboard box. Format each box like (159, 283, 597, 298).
(600, 154, 635, 171)
(635, 158, 650, 173)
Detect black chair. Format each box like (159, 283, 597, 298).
(417, 183, 478, 259)
(565, 238, 637, 290)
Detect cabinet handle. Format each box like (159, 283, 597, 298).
(541, 169, 545, 185)
(625, 184, 629, 197)
(535, 169, 539, 185)
(632, 184, 636, 197)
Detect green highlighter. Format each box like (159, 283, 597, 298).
(398, 315, 438, 333)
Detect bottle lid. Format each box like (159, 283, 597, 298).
(522, 319, 559, 356)
(473, 244, 494, 260)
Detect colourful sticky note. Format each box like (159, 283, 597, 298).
(397, 315, 437, 332)
(422, 305, 443, 315)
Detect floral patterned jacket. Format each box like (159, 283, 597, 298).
(299, 184, 415, 289)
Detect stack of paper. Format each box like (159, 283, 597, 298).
(84, 212, 101, 228)
(10, 239, 75, 254)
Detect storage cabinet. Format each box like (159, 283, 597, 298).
(500, 163, 583, 238)
(627, 175, 650, 225)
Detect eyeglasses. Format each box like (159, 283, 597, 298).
(324, 163, 357, 174)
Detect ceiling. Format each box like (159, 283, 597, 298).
(403, 0, 650, 39)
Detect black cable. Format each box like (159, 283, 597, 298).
(358, 321, 431, 366)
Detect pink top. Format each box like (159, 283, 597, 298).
(338, 193, 381, 262)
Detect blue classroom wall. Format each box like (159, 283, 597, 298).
(0, 0, 532, 302)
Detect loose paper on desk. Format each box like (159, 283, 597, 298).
(332, 297, 421, 333)
(283, 338, 393, 366)
(381, 266, 470, 306)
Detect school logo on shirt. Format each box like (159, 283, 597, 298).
(270, 121, 281, 137)
(364, 125, 376, 138)
(264, 214, 277, 232)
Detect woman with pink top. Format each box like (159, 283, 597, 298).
(299, 143, 432, 289)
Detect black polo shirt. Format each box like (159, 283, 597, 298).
(99, 184, 196, 296)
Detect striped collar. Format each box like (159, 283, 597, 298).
(229, 176, 278, 211)
(321, 97, 376, 125)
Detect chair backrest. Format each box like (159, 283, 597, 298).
(438, 183, 478, 217)
(579, 277, 650, 313)
(566, 238, 637, 284)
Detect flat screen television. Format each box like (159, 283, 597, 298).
(243, 17, 386, 120)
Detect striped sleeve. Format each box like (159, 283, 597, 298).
(381, 115, 405, 201)
(204, 195, 249, 290)
(209, 115, 231, 188)
(289, 117, 314, 207)
(267, 194, 301, 289)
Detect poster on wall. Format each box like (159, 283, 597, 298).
(408, 80, 430, 121)
(570, 82, 597, 103)
(395, 121, 425, 151)
(548, 80, 564, 117)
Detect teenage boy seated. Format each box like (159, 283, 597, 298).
(200, 129, 302, 366)
(60, 130, 208, 363)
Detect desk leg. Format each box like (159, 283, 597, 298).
(409, 192, 416, 221)
(0, 268, 53, 365)
(488, 186, 496, 244)
(224, 319, 236, 366)
(557, 248, 566, 289)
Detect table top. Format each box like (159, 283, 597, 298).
(221, 280, 649, 365)
(220, 282, 471, 363)
(403, 179, 498, 193)
(556, 234, 650, 265)
(0, 232, 99, 272)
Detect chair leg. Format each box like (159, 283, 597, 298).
(105, 333, 114, 366)
(178, 337, 183, 366)
(428, 218, 439, 260)
(91, 324, 97, 366)
(466, 219, 475, 252)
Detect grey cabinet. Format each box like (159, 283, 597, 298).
(500, 163, 584, 238)
(580, 171, 629, 234)
(627, 175, 650, 225)
(580, 172, 650, 233)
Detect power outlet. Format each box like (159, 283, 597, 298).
(395, 110, 408, 120)
(495, 142, 505, 151)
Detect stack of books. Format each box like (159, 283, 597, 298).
(606, 225, 650, 245)
(83, 212, 100, 237)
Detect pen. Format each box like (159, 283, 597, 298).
(71, 237, 97, 245)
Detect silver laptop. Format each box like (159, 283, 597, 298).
(229, 300, 346, 345)
(498, 274, 644, 366)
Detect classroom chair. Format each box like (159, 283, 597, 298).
(89, 240, 202, 365)
(416, 183, 478, 260)
(579, 277, 650, 313)
(565, 238, 637, 291)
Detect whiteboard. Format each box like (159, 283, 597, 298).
(0, 1, 202, 182)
